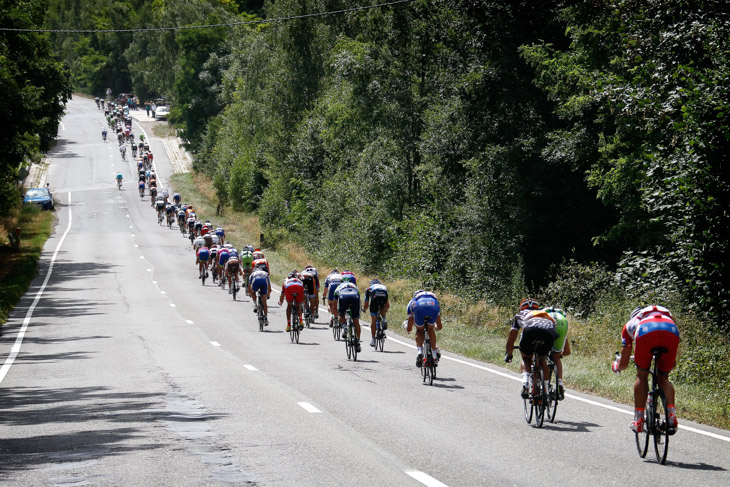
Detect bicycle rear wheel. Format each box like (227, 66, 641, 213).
(547, 364, 558, 423)
(376, 333, 384, 352)
(351, 336, 358, 361)
(636, 398, 650, 458)
(428, 356, 435, 385)
(534, 368, 546, 428)
(333, 320, 341, 341)
(232, 282, 237, 300)
(653, 389, 670, 464)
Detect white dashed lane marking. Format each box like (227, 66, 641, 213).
(297, 402, 321, 413)
(243, 365, 258, 371)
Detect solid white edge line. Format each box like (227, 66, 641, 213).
(297, 402, 322, 413)
(0, 192, 72, 384)
(405, 470, 449, 487)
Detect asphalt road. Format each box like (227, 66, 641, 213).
(1, 97, 729, 486)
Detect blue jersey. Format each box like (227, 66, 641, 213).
(407, 292, 440, 326)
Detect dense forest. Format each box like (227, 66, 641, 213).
(8, 0, 730, 325)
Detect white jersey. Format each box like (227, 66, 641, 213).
(193, 236, 205, 250)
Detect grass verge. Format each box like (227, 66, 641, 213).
(169, 172, 730, 430)
(0, 204, 55, 329)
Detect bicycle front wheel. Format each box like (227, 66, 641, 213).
(653, 389, 670, 464)
(636, 397, 650, 458)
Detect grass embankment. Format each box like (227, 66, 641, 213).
(170, 172, 730, 430)
(0, 204, 55, 329)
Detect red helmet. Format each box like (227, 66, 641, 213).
(519, 298, 540, 311)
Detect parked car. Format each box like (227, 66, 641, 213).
(155, 106, 170, 120)
(23, 187, 54, 210)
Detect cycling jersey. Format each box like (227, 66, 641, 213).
(249, 269, 270, 295)
(335, 282, 361, 319)
(511, 309, 557, 356)
(218, 249, 230, 267)
(543, 307, 569, 353)
(240, 250, 254, 267)
(325, 272, 343, 301)
(193, 236, 205, 250)
(621, 305, 679, 373)
(342, 270, 357, 285)
(196, 247, 210, 262)
(407, 292, 440, 327)
(226, 257, 240, 274)
(365, 283, 389, 316)
(282, 278, 305, 303)
(301, 271, 317, 297)
(251, 258, 270, 274)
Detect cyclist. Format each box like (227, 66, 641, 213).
(543, 306, 571, 400)
(249, 264, 271, 325)
(215, 225, 225, 244)
(278, 270, 305, 332)
(217, 245, 231, 286)
(323, 269, 343, 327)
(119, 143, 126, 160)
(192, 234, 205, 252)
(303, 265, 320, 318)
(362, 279, 389, 348)
(131, 143, 137, 158)
(138, 179, 145, 197)
(102, 128, 107, 141)
(177, 207, 187, 230)
(612, 305, 680, 434)
(155, 195, 166, 221)
(172, 192, 181, 205)
(405, 290, 443, 367)
(504, 298, 557, 399)
(115, 172, 123, 188)
(225, 253, 243, 294)
(334, 277, 361, 351)
(300, 266, 319, 320)
(251, 254, 270, 275)
(240, 247, 254, 288)
(196, 245, 210, 279)
(165, 203, 176, 226)
(342, 269, 357, 286)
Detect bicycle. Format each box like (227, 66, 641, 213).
(289, 294, 301, 344)
(231, 277, 238, 301)
(117, 178, 122, 190)
(420, 316, 437, 385)
(167, 213, 174, 229)
(331, 315, 341, 341)
(256, 291, 267, 332)
(631, 347, 671, 464)
(546, 354, 559, 423)
(521, 344, 548, 428)
(374, 312, 387, 352)
(200, 265, 207, 286)
(219, 270, 226, 291)
(303, 296, 313, 328)
(344, 311, 358, 361)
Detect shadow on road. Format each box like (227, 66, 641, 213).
(543, 419, 601, 433)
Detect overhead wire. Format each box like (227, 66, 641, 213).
(0, 0, 416, 33)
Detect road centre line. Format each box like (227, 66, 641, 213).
(243, 364, 258, 371)
(0, 192, 72, 385)
(406, 470, 449, 487)
(297, 402, 321, 413)
(210, 341, 221, 347)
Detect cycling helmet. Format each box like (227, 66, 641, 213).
(305, 265, 313, 270)
(288, 270, 299, 279)
(253, 251, 264, 259)
(342, 275, 353, 283)
(370, 279, 381, 286)
(630, 306, 645, 320)
(413, 289, 425, 299)
(519, 298, 540, 311)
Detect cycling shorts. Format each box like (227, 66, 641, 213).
(197, 248, 210, 262)
(633, 321, 680, 373)
(338, 294, 361, 319)
(250, 276, 269, 295)
(519, 328, 554, 357)
(284, 282, 305, 303)
(218, 253, 230, 266)
(327, 280, 342, 301)
(369, 296, 389, 317)
(227, 262, 240, 275)
(410, 301, 440, 327)
(302, 276, 316, 296)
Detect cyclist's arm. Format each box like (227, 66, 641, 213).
(614, 343, 632, 372)
(505, 328, 519, 359)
